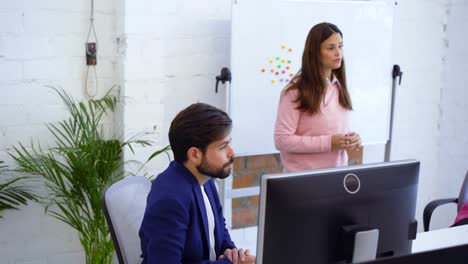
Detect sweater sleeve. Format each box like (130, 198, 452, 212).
(274, 89, 332, 153)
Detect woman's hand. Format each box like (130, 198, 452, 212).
(331, 134, 347, 150)
(332, 132, 361, 150)
(344, 132, 361, 149)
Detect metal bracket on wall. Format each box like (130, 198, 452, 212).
(215, 67, 232, 93)
(86, 42, 97, 65)
(384, 64, 403, 162)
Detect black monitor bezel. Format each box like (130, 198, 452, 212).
(256, 159, 420, 263)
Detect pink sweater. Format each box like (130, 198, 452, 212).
(274, 80, 350, 172)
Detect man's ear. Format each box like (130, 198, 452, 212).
(187, 147, 201, 165)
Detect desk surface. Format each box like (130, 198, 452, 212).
(412, 224, 468, 253)
(230, 224, 468, 256)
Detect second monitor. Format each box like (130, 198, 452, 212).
(256, 160, 420, 264)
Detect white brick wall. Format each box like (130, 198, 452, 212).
(0, 61, 23, 80)
(0, 0, 118, 262)
(0, 11, 23, 34)
(0, 203, 85, 264)
(386, 0, 446, 231)
(431, 0, 468, 229)
(118, 0, 231, 177)
(365, 0, 467, 231)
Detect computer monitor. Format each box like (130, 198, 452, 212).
(256, 160, 420, 264)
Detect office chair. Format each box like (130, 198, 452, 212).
(423, 170, 468, 231)
(102, 176, 152, 264)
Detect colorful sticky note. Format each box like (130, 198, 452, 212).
(261, 45, 294, 86)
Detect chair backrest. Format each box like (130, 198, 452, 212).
(102, 176, 152, 264)
(458, 170, 468, 211)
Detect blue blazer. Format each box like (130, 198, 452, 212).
(139, 161, 236, 264)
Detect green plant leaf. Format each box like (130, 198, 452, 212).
(147, 145, 171, 162)
(0, 163, 39, 219)
(9, 88, 169, 263)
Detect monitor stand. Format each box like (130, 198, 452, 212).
(342, 225, 379, 263)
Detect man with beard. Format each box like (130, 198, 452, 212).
(139, 103, 256, 264)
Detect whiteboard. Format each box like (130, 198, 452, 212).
(230, 0, 394, 156)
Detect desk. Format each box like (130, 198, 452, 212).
(230, 224, 468, 256)
(412, 224, 468, 253)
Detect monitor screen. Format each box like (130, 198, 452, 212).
(256, 160, 420, 264)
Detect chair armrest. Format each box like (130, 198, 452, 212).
(423, 198, 458, 232)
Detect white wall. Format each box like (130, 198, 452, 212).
(390, 0, 447, 230)
(431, 0, 468, 229)
(0, 0, 467, 262)
(364, 0, 468, 231)
(0, 0, 118, 161)
(387, 0, 468, 230)
(0, 0, 232, 262)
(118, 0, 232, 176)
(0, 0, 118, 263)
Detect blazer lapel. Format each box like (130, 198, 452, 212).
(205, 182, 221, 252)
(193, 184, 210, 254)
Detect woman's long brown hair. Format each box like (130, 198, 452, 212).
(287, 22, 353, 114)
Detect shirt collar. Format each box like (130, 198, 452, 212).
(325, 74, 340, 88)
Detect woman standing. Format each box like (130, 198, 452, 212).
(274, 22, 361, 172)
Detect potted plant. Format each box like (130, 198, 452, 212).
(0, 160, 38, 219)
(10, 88, 168, 263)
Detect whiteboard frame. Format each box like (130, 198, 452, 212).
(229, 0, 395, 156)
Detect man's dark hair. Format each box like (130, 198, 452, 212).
(169, 103, 232, 163)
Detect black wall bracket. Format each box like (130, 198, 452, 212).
(215, 67, 232, 93)
(392, 64, 403, 85)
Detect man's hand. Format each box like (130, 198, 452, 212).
(219, 248, 256, 264)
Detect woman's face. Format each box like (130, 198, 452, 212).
(319, 32, 343, 75)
